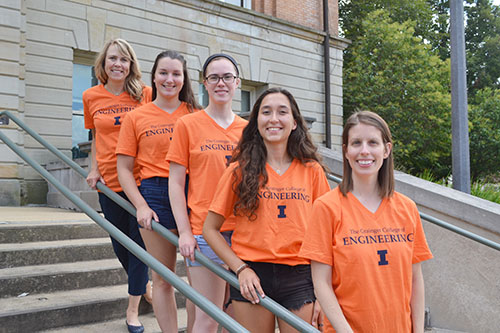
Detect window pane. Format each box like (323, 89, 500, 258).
(72, 64, 94, 112)
(241, 90, 251, 113)
(72, 63, 96, 158)
(199, 83, 209, 108)
(219, 0, 251, 9)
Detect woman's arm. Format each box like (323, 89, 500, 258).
(86, 129, 105, 189)
(411, 262, 425, 333)
(203, 211, 265, 304)
(311, 261, 353, 333)
(169, 162, 198, 261)
(116, 154, 158, 230)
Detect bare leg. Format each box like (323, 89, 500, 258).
(232, 300, 275, 333)
(277, 302, 314, 333)
(141, 228, 178, 332)
(126, 294, 143, 326)
(189, 266, 227, 333)
(185, 261, 195, 333)
(220, 283, 233, 333)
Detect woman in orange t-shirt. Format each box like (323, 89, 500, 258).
(83, 38, 152, 333)
(116, 50, 201, 332)
(203, 87, 330, 332)
(300, 111, 433, 333)
(167, 53, 247, 332)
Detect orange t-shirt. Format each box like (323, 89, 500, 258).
(166, 110, 247, 235)
(83, 84, 152, 191)
(299, 187, 433, 333)
(209, 159, 330, 266)
(116, 102, 193, 181)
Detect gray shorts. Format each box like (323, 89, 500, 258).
(186, 231, 233, 267)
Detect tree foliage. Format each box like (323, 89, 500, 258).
(344, 10, 452, 178)
(340, 0, 500, 179)
(468, 88, 500, 179)
(465, 0, 500, 96)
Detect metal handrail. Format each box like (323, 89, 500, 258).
(0, 110, 319, 332)
(0, 127, 248, 333)
(326, 173, 500, 252)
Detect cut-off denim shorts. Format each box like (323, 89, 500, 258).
(186, 231, 233, 267)
(230, 261, 315, 310)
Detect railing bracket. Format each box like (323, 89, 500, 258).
(0, 114, 9, 125)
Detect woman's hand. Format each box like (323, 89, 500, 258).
(178, 233, 198, 262)
(86, 168, 105, 190)
(238, 267, 265, 304)
(312, 300, 324, 331)
(136, 205, 158, 230)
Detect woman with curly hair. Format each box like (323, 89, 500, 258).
(83, 38, 152, 333)
(203, 87, 330, 332)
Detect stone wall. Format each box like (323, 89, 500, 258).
(0, 0, 347, 205)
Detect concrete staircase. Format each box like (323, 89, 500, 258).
(0, 207, 187, 333)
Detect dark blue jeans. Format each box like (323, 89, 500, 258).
(98, 191, 148, 296)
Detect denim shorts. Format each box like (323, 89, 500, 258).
(186, 231, 233, 267)
(230, 261, 315, 310)
(138, 176, 188, 230)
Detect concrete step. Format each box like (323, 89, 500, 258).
(0, 220, 108, 243)
(40, 308, 187, 333)
(426, 328, 467, 333)
(0, 258, 126, 298)
(0, 284, 155, 333)
(0, 237, 116, 268)
(0, 255, 187, 298)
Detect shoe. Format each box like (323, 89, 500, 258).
(143, 280, 153, 304)
(126, 320, 144, 333)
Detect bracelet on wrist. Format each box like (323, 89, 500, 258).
(235, 263, 249, 277)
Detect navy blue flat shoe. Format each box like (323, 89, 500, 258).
(126, 320, 144, 333)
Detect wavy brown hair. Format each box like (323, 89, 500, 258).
(151, 50, 202, 112)
(230, 87, 325, 220)
(340, 111, 394, 198)
(94, 38, 145, 102)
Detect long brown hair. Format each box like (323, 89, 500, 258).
(151, 50, 202, 112)
(231, 87, 324, 220)
(340, 111, 394, 198)
(94, 38, 145, 102)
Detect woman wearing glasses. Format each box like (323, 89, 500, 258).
(167, 53, 247, 332)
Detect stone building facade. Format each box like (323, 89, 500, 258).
(0, 0, 348, 205)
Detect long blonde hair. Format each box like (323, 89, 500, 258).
(94, 38, 144, 101)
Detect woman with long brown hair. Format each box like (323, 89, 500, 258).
(203, 87, 329, 332)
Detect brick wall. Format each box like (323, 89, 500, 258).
(253, 0, 338, 35)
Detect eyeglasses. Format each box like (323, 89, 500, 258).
(205, 74, 237, 84)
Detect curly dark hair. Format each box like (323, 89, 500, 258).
(230, 87, 325, 220)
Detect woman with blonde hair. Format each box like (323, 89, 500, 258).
(83, 38, 152, 333)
